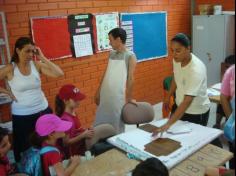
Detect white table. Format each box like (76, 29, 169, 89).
(108, 119, 223, 169)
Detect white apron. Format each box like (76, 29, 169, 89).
(95, 56, 127, 133)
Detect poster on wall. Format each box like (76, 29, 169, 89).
(93, 12, 119, 53)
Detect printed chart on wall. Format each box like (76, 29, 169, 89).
(31, 16, 72, 60)
(94, 12, 119, 52)
(68, 14, 94, 58)
(121, 12, 168, 62)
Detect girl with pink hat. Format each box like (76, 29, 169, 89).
(35, 114, 80, 176)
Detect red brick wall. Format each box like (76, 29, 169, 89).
(0, 0, 191, 126)
(195, 0, 235, 13)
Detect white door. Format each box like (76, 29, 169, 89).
(207, 15, 225, 86)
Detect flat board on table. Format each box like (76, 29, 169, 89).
(71, 149, 139, 176)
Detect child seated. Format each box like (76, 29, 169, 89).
(0, 127, 27, 176)
(132, 158, 169, 176)
(34, 114, 80, 176)
(55, 84, 116, 156)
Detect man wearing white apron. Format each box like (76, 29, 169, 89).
(94, 28, 137, 134)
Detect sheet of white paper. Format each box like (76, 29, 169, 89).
(108, 120, 223, 169)
(73, 34, 93, 58)
(207, 88, 221, 96)
(167, 121, 192, 134)
(121, 21, 134, 52)
(211, 83, 222, 91)
(121, 21, 133, 26)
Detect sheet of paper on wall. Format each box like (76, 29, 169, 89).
(95, 13, 119, 52)
(75, 27, 90, 34)
(73, 34, 93, 58)
(122, 21, 134, 51)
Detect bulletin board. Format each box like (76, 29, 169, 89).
(120, 12, 168, 62)
(31, 16, 72, 60)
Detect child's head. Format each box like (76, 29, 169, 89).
(35, 114, 72, 143)
(132, 158, 169, 176)
(225, 55, 235, 65)
(55, 84, 86, 116)
(0, 127, 11, 157)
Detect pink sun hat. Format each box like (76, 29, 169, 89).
(36, 114, 72, 137)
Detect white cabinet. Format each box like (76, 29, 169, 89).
(192, 15, 235, 86)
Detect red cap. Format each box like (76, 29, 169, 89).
(59, 84, 86, 101)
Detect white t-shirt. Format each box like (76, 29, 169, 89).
(173, 53, 210, 114)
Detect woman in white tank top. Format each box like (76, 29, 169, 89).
(0, 37, 64, 161)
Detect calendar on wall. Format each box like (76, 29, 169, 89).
(0, 11, 11, 65)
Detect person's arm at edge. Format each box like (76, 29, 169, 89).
(126, 56, 137, 103)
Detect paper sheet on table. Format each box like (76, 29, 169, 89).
(167, 122, 192, 134)
(211, 83, 222, 91)
(73, 34, 93, 58)
(207, 88, 221, 96)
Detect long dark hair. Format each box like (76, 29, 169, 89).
(55, 95, 65, 117)
(11, 37, 35, 63)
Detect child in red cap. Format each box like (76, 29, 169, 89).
(35, 114, 80, 176)
(55, 84, 116, 157)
